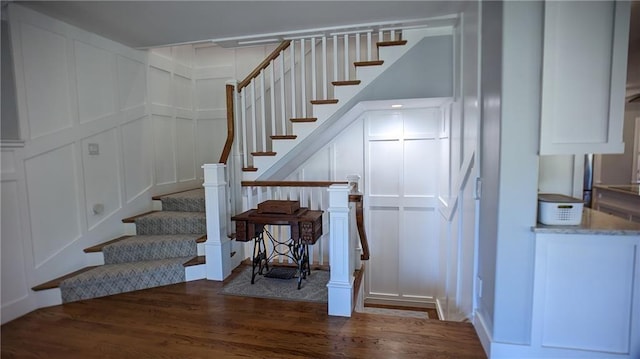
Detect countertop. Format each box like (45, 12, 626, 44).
(594, 184, 640, 197)
(534, 208, 640, 235)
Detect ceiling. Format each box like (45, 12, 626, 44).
(12, 1, 466, 49)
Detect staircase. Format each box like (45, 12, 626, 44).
(227, 26, 442, 180)
(32, 189, 207, 303)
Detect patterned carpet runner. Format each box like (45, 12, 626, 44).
(60, 189, 205, 303)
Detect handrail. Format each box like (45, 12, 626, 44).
(349, 193, 370, 261)
(219, 84, 235, 164)
(237, 40, 292, 91)
(241, 180, 348, 187)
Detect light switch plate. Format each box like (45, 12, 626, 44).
(88, 143, 99, 155)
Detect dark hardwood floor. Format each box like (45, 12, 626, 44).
(2, 270, 486, 359)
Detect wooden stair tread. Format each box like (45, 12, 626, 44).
(84, 236, 132, 253)
(32, 266, 99, 291)
(183, 256, 205, 267)
(310, 99, 339, 105)
(242, 167, 258, 172)
(151, 188, 201, 201)
(251, 151, 277, 156)
(290, 117, 317, 123)
(354, 60, 384, 67)
(332, 80, 361, 86)
(270, 135, 297, 140)
(196, 235, 206, 243)
(377, 40, 407, 47)
(122, 211, 158, 223)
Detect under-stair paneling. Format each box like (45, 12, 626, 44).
(176, 117, 196, 182)
(24, 144, 82, 268)
(17, 22, 73, 139)
(121, 117, 153, 202)
(81, 129, 122, 230)
(74, 40, 118, 124)
(152, 114, 177, 185)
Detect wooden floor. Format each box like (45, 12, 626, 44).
(2, 273, 486, 358)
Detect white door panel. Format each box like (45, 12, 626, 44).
(365, 108, 441, 305)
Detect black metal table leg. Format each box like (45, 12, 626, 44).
(251, 232, 267, 284)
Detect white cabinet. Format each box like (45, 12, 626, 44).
(539, 1, 631, 155)
(532, 233, 640, 357)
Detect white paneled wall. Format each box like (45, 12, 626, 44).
(2, 4, 158, 323)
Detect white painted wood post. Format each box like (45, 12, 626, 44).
(327, 184, 353, 317)
(202, 163, 232, 281)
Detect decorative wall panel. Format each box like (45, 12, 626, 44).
(25, 144, 81, 267)
(1, 180, 29, 305)
(121, 117, 152, 202)
(195, 119, 224, 171)
(117, 56, 146, 110)
(81, 129, 122, 229)
(173, 75, 193, 111)
(176, 117, 196, 182)
(149, 67, 172, 106)
(20, 23, 72, 139)
(152, 115, 176, 185)
(74, 40, 117, 123)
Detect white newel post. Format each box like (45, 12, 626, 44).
(202, 163, 232, 280)
(327, 184, 353, 317)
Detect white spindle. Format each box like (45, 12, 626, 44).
(247, 186, 254, 210)
(311, 37, 317, 102)
(378, 30, 383, 44)
(322, 37, 327, 99)
(343, 34, 349, 80)
(333, 35, 338, 81)
(300, 39, 307, 117)
(250, 79, 257, 154)
(290, 43, 296, 119)
(390, 29, 396, 41)
(240, 92, 248, 167)
(270, 61, 276, 137)
(367, 32, 372, 61)
(355, 33, 361, 62)
(280, 53, 286, 135)
(260, 72, 266, 152)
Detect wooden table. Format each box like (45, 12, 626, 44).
(231, 208, 323, 289)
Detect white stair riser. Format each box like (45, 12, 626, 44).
(152, 200, 163, 211)
(311, 104, 340, 122)
(185, 264, 206, 281)
(272, 139, 298, 154)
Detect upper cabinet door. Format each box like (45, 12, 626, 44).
(540, 1, 630, 155)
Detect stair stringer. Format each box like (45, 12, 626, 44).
(252, 28, 455, 180)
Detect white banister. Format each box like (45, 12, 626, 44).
(322, 37, 327, 99)
(290, 42, 296, 119)
(250, 79, 257, 153)
(270, 61, 276, 137)
(327, 184, 353, 317)
(279, 54, 286, 135)
(367, 32, 372, 61)
(203, 164, 233, 280)
(259, 72, 266, 152)
(300, 39, 307, 117)
(333, 35, 338, 82)
(355, 33, 361, 62)
(343, 34, 349, 80)
(311, 37, 317, 102)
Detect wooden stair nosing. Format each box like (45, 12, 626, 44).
(242, 167, 258, 172)
(310, 99, 339, 105)
(332, 80, 361, 86)
(32, 266, 99, 291)
(183, 256, 205, 267)
(84, 236, 132, 253)
(377, 40, 407, 47)
(196, 235, 206, 243)
(270, 135, 297, 140)
(250, 151, 277, 156)
(354, 60, 384, 67)
(122, 211, 158, 223)
(151, 188, 202, 201)
(290, 117, 317, 123)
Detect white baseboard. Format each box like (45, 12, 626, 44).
(473, 310, 492, 358)
(1, 295, 36, 325)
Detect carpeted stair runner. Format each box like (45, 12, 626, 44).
(59, 189, 205, 303)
